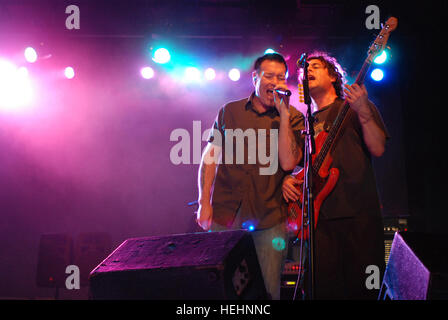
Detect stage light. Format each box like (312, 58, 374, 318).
(374, 50, 387, 64)
(0, 59, 33, 111)
(17, 66, 29, 78)
(264, 48, 276, 54)
(0, 60, 17, 79)
(242, 221, 256, 232)
(184, 67, 201, 82)
(204, 68, 216, 81)
(228, 68, 240, 81)
(24, 47, 37, 63)
(64, 66, 75, 79)
(140, 66, 154, 79)
(152, 48, 171, 64)
(272, 237, 286, 251)
(370, 68, 384, 81)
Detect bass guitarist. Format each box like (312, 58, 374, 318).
(282, 51, 389, 299)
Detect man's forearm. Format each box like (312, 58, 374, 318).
(198, 145, 220, 204)
(278, 112, 301, 171)
(198, 161, 216, 204)
(358, 105, 386, 157)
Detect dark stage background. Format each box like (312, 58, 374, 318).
(0, 0, 445, 299)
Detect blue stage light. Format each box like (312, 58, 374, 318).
(374, 50, 387, 64)
(152, 48, 171, 64)
(370, 68, 384, 81)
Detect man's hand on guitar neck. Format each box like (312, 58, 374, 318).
(344, 83, 386, 157)
(344, 83, 372, 122)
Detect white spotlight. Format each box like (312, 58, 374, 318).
(228, 68, 240, 81)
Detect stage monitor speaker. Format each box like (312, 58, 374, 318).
(89, 230, 267, 300)
(379, 231, 448, 300)
(36, 233, 73, 288)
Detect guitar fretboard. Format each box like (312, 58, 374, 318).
(312, 60, 371, 173)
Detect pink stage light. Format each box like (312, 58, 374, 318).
(64, 67, 75, 79)
(24, 47, 38, 63)
(0, 59, 33, 111)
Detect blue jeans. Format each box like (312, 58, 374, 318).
(211, 215, 288, 300)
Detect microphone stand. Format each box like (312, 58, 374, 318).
(297, 53, 316, 300)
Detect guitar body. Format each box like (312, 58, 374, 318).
(287, 131, 340, 238)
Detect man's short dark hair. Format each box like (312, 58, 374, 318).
(253, 53, 288, 74)
(307, 51, 346, 99)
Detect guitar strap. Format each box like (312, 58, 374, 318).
(321, 99, 355, 157)
(323, 99, 344, 133)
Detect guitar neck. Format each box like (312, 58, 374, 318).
(312, 58, 371, 173)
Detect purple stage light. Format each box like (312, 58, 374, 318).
(141, 66, 155, 79)
(184, 67, 201, 82)
(204, 68, 216, 81)
(228, 68, 240, 81)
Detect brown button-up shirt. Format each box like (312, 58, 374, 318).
(208, 93, 303, 229)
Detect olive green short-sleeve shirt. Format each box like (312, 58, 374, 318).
(208, 93, 303, 229)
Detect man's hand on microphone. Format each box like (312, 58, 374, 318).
(273, 85, 291, 118)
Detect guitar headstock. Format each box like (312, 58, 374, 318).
(367, 17, 398, 63)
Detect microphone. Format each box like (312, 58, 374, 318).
(274, 89, 292, 96)
(297, 52, 307, 68)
